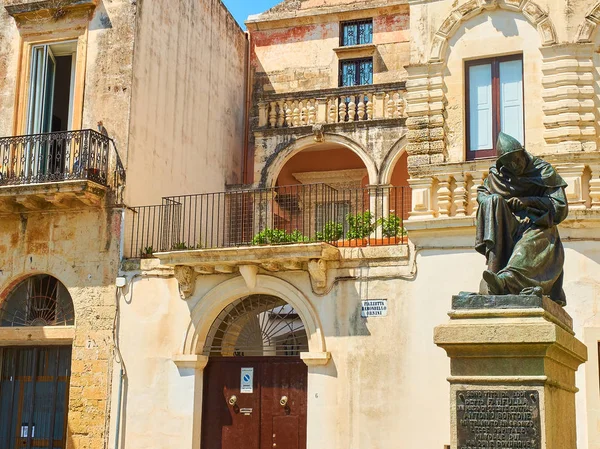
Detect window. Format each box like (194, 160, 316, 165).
(27, 41, 77, 134)
(339, 58, 373, 87)
(465, 54, 524, 160)
(316, 201, 351, 235)
(341, 19, 373, 46)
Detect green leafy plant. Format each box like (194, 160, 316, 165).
(171, 242, 190, 250)
(380, 214, 406, 238)
(346, 211, 374, 239)
(252, 228, 309, 245)
(316, 221, 344, 241)
(140, 246, 154, 258)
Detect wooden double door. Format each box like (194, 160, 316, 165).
(202, 357, 308, 449)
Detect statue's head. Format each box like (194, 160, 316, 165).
(496, 132, 528, 175)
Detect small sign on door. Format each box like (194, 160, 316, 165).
(240, 367, 254, 394)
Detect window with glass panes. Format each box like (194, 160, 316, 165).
(341, 19, 373, 46)
(465, 54, 524, 160)
(339, 58, 373, 87)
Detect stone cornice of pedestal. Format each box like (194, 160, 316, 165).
(300, 351, 331, 367)
(435, 295, 588, 378)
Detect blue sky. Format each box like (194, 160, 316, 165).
(222, 0, 283, 29)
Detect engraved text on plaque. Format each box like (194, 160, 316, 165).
(456, 390, 541, 449)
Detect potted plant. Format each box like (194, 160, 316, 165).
(379, 213, 406, 244)
(344, 211, 374, 247)
(252, 228, 309, 245)
(316, 221, 344, 242)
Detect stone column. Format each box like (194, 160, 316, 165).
(434, 295, 587, 449)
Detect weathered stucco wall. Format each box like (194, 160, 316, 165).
(249, 4, 410, 95)
(125, 0, 247, 206)
(0, 207, 122, 449)
(118, 233, 600, 449)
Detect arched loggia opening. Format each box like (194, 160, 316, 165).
(201, 294, 309, 449)
(0, 274, 74, 449)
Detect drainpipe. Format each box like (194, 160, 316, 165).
(242, 30, 252, 185)
(114, 366, 124, 449)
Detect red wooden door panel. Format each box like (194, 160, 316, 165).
(201, 360, 260, 449)
(202, 358, 307, 449)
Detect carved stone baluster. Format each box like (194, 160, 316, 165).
(588, 163, 600, 210)
(308, 100, 316, 125)
(328, 98, 337, 123)
(277, 100, 285, 128)
(292, 101, 300, 127)
(268, 102, 277, 128)
(348, 96, 356, 122)
(436, 175, 453, 217)
(300, 100, 308, 126)
(284, 101, 293, 128)
(452, 173, 468, 217)
(366, 94, 374, 120)
(396, 94, 405, 118)
(386, 94, 395, 119)
(338, 98, 347, 122)
(357, 95, 366, 121)
(466, 170, 485, 216)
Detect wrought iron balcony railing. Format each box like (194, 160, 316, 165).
(0, 129, 120, 188)
(256, 82, 406, 129)
(125, 184, 411, 258)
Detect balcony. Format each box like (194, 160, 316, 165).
(0, 129, 123, 211)
(126, 183, 410, 255)
(256, 82, 406, 130)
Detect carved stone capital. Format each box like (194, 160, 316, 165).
(174, 265, 197, 299)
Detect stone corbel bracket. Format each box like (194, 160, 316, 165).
(308, 259, 329, 294)
(174, 265, 197, 300)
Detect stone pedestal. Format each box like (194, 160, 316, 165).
(434, 295, 588, 449)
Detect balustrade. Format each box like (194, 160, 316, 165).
(257, 83, 406, 129)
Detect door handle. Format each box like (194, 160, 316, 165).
(228, 395, 237, 406)
(279, 396, 288, 407)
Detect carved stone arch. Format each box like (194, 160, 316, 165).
(577, 2, 600, 43)
(260, 133, 378, 188)
(379, 135, 408, 185)
(180, 275, 326, 357)
(429, 0, 558, 62)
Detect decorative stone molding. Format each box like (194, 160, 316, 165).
(429, 0, 557, 62)
(577, 2, 600, 43)
(300, 351, 331, 367)
(5, 0, 95, 20)
(239, 265, 259, 290)
(541, 45, 597, 153)
(404, 63, 446, 167)
(172, 354, 209, 370)
(174, 265, 197, 299)
(307, 259, 328, 292)
(293, 168, 368, 189)
(312, 124, 324, 142)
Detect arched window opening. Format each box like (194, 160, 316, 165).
(0, 275, 75, 327)
(203, 295, 309, 357)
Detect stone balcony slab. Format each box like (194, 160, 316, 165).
(0, 179, 107, 213)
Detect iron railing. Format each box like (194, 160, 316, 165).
(125, 184, 411, 258)
(0, 129, 115, 187)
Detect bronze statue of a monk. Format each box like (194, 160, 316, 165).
(476, 133, 568, 306)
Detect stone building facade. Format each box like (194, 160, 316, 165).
(120, 1, 600, 449)
(2, 1, 600, 449)
(0, 1, 245, 449)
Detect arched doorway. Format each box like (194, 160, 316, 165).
(0, 275, 74, 449)
(201, 294, 309, 449)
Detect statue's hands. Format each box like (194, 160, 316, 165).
(507, 197, 525, 212)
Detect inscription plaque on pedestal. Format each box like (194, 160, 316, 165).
(456, 390, 541, 449)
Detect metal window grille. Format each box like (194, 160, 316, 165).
(339, 58, 373, 87)
(341, 19, 373, 46)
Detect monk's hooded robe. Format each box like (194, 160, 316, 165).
(475, 139, 568, 305)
